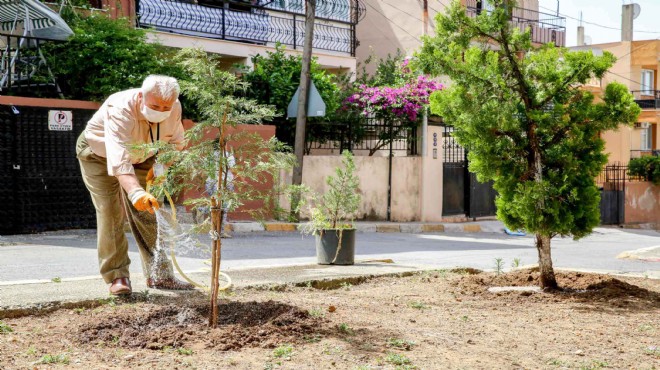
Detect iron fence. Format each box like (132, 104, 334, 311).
(0, 33, 62, 97)
(302, 118, 418, 156)
(136, 0, 361, 55)
(464, 0, 566, 46)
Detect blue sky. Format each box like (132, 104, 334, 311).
(538, 0, 660, 46)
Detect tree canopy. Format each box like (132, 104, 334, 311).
(416, 0, 640, 288)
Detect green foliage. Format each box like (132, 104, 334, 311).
(38, 353, 70, 365)
(385, 352, 412, 366)
(494, 258, 504, 275)
(301, 151, 360, 232)
(337, 323, 354, 335)
(51, 277, 62, 283)
(0, 321, 13, 334)
(386, 338, 416, 350)
(629, 156, 660, 184)
(43, 14, 183, 103)
(241, 43, 343, 142)
(137, 49, 297, 225)
(417, 0, 640, 243)
(355, 49, 410, 88)
(272, 344, 294, 358)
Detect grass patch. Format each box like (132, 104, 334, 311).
(38, 354, 70, 365)
(408, 301, 429, 310)
(0, 321, 13, 334)
(386, 338, 416, 350)
(385, 352, 412, 366)
(579, 360, 609, 370)
(272, 344, 293, 359)
(308, 308, 325, 318)
(177, 347, 193, 356)
(338, 323, 354, 335)
(51, 277, 62, 283)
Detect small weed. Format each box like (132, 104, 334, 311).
(272, 344, 294, 359)
(341, 281, 353, 290)
(386, 338, 416, 350)
(511, 258, 522, 268)
(638, 324, 654, 332)
(263, 362, 274, 370)
(644, 346, 660, 358)
(177, 347, 193, 356)
(460, 315, 469, 322)
(308, 308, 325, 318)
(111, 335, 120, 345)
(494, 258, 505, 275)
(227, 357, 238, 366)
(38, 354, 70, 365)
(51, 277, 62, 283)
(304, 334, 322, 343)
(354, 366, 373, 370)
(26, 347, 37, 356)
(408, 301, 429, 310)
(385, 352, 412, 366)
(0, 321, 13, 334)
(305, 281, 313, 288)
(579, 360, 609, 370)
(338, 323, 354, 335)
(547, 358, 565, 366)
(73, 307, 85, 314)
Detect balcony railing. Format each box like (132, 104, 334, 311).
(465, 0, 566, 47)
(630, 149, 660, 159)
(135, 0, 365, 56)
(631, 90, 660, 109)
(0, 33, 63, 98)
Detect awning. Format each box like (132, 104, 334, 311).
(0, 0, 72, 41)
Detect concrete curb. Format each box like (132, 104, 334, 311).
(217, 221, 505, 235)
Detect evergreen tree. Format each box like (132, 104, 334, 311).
(417, 0, 640, 288)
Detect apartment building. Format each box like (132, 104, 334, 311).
(103, 0, 365, 74)
(356, 0, 566, 72)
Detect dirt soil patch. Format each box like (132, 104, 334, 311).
(0, 269, 658, 369)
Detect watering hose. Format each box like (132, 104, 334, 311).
(147, 180, 232, 293)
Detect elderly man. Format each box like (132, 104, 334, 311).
(76, 75, 194, 295)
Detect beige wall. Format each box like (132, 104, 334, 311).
(420, 125, 444, 221)
(625, 182, 660, 224)
(602, 126, 633, 164)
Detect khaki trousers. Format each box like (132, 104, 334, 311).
(76, 133, 174, 283)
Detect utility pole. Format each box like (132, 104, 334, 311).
(292, 0, 316, 216)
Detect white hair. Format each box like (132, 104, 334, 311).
(141, 75, 180, 102)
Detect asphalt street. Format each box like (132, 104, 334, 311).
(0, 227, 658, 284)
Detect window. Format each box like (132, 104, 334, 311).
(640, 125, 652, 150)
(641, 69, 654, 95)
(476, 0, 495, 14)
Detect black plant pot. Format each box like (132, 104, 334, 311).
(315, 229, 356, 265)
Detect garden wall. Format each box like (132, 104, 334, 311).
(624, 181, 660, 225)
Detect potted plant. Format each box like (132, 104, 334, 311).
(302, 151, 361, 265)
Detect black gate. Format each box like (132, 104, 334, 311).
(0, 104, 96, 234)
(598, 164, 626, 225)
(441, 126, 497, 218)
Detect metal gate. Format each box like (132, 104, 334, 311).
(0, 104, 96, 234)
(598, 164, 626, 225)
(441, 126, 497, 218)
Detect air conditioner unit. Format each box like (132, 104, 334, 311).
(634, 122, 651, 129)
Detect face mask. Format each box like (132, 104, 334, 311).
(141, 104, 171, 123)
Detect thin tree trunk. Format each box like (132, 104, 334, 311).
(209, 197, 220, 327)
(535, 234, 558, 290)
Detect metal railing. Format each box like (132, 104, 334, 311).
(464, 0, 566, 46)
(135, 0, 362, 56)
(630, 149, 660, 159)
(0, 33, 62, 97)
(301, 118, 418, 156)
(631, 90, 660, 109)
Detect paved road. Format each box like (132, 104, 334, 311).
(0, 227, 658, 284)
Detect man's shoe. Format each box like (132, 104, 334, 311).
(146, 277, 195, 290)
(109, 277, 132, 295)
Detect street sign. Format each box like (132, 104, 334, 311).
(48, 110, 73, 131)
(287, 80, 326, 118)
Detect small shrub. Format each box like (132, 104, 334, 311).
(308, 308, 325, 318)
(408, 301, 429, 310)
(51, 277, 62, 283)
(494, 258, 505, 275)
(511, 258, 522, 268)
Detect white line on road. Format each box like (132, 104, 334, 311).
(417, 234, 533, 246)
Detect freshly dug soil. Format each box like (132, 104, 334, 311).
(0, 269, 658, 369)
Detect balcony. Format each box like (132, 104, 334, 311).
(631, 90, 660, 109)
(135, 0, 365, 56)
(630, 150, 660, 159)
(464, 0, 566, 47)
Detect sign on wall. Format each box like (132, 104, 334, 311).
(48, 110, 73, 131)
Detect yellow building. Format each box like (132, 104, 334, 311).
(581, 40, 660, 164)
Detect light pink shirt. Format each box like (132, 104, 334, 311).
(84, 88, 185, 176)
